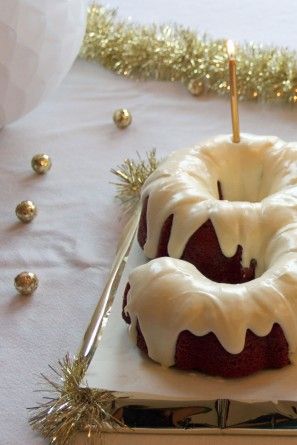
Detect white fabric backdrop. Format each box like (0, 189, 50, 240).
(2, 1, 297, 444)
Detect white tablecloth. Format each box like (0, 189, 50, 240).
(2, 1, 297, 444)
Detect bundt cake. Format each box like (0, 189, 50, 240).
(122, 133, 297, 377)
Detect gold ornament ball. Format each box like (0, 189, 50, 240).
(31, 154, 52, 174)
(14, 272, 39, 295)
(113, 109, 132, 129)
(187, 79, 205, 96)
(15, 200, 37, 223)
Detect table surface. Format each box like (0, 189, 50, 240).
(2, 1, 297, 444)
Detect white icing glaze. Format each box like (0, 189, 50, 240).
(125, 252, 297, 366)
(142, 133, 297, 271)
(124, 134, 297, 365)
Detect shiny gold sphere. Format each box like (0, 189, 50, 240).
(14, 271, 39, 295)
(113, 108, 132, 129)
(187, 79, 205, 96)
(15, 200, 37, 223)
(31, 154, 52, 174)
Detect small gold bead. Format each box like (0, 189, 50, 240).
(31, 154, 52, 174)
(113, 109, 132, 129)
(14, 272, 39, 295)
(187, 79, 205, 96)
(15, 200, 37, 223)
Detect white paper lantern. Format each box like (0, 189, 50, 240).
(0, 0, 86, 127)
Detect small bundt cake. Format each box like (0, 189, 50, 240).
(122, 133, 297, 377)
(122, 251, 297, 378)
(138, 133, 297, 283)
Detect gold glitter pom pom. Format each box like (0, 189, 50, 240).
(187, 79, 205, 96)
(113, 108, 132, 128)
(15, 200, 37, 223)
(81, 4, 297, 104)
(111, 149, 158, 213)
(31, 154, 52, 174)
(14, 272, 38, 295)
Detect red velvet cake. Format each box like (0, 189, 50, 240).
(123, 284, 289, 378)
(138, 195, 257, 284)
(122, 134, 297, 377)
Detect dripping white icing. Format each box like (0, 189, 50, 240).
(125, 250, 297, 366)
(142, 133, 297, 271)
(124, 133, 297, 366)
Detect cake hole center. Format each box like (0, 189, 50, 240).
(216, 176, 265, 203)
(206, 144, 277, 203)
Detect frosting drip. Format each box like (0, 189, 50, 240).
(125, 250, 297, 366)
(142, 134, 297, 273)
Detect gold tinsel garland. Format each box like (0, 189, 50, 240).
(111, 149, 159, 213)
(80, 4, 297, 104)
(29, 355, 126, 444)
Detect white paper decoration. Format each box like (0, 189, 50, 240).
(0, 0, 86, 127)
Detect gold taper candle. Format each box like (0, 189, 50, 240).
(227, 40, 240, 143)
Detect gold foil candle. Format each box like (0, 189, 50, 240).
(227, 40, 240, 143)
